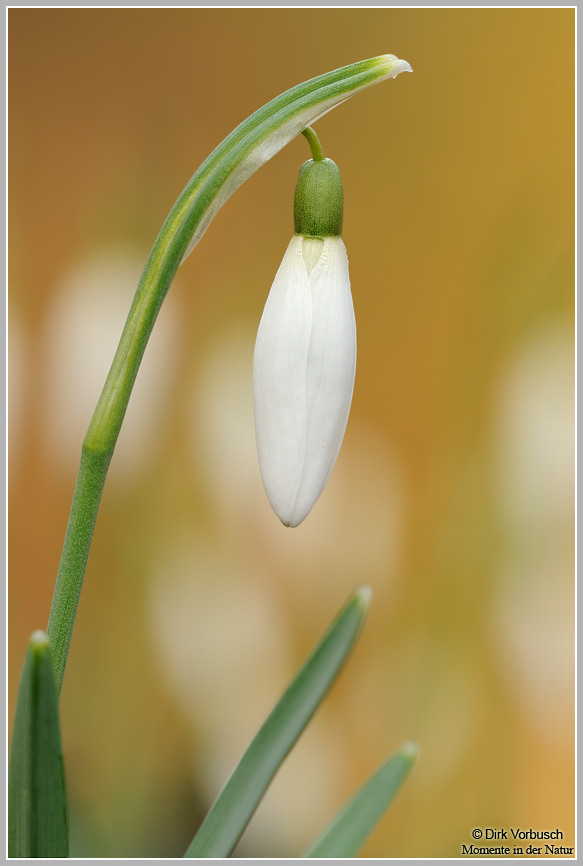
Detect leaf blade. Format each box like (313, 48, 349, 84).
(8, 631, 69, 858)
(303, 742, 418, 858)
(184, 587, 371, 858)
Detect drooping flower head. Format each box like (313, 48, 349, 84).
(253, 129, 356, 527)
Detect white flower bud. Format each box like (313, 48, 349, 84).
(253, 233, 356, 527)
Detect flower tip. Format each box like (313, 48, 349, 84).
(379, 54, 413, 78)
(282, 508, 309, 529)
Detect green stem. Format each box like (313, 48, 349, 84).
(43, 53, 410, 695)
(301, 126, 325, 161)
(47, 448, 110, 693)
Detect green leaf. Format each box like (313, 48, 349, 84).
(184, 587, 372, 858)
(8, 631, 69, 858)
(302, 742, 418, 858)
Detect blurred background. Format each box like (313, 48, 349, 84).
(9, 8, 574, 858)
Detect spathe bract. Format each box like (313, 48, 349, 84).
(180, 55, 411, 262)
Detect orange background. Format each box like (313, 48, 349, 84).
(9, 8, 574, 858)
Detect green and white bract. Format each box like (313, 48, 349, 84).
(179, 55, 411, 263)
(253, 235, 355, 527)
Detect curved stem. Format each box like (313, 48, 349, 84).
(301, 126, 325, 161)
(44, 53, 411, 695)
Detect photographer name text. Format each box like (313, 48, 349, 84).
(463, 828, 572, 856)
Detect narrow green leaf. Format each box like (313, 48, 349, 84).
(184, 587, 372, 858)
(303, 742, 418, 858)
(8, 631, 69, 858)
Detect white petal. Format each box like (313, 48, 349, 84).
(291, 237, 356, 526)
(253, 236, 356, 527)
(253, 237, 311, 525)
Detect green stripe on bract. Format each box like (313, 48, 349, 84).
(175, 54, 396, 235)
(177, 58, 405, 262)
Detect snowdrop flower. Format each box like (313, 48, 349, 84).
(253, 129, 356, 527)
